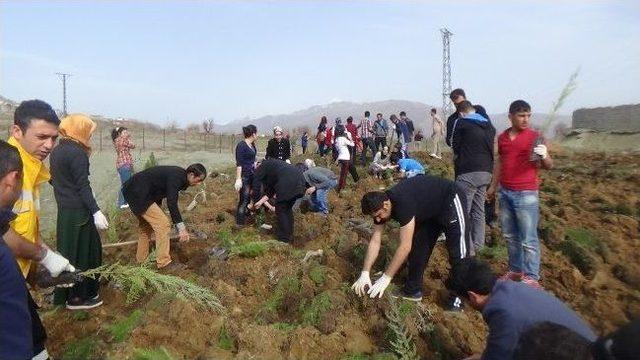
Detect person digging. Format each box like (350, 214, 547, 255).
(351, 175, 470, 310)
(122, 163, 207, 270)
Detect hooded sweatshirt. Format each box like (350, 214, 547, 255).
(450, 112, 496, 176)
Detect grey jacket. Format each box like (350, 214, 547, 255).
(303, 167, 337, 190)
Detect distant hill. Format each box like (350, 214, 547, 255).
(215, 99, 570, 136)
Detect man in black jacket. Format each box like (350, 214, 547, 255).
(446, 89, 495, 255)
(122, 164, 206, 269)
(250, 159, 305, 243)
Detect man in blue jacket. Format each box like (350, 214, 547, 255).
(446, 258, 596, 360)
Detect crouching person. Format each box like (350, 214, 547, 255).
(446, 258, 596, 360)
(302, 160, 338, 215)
(123, 164, 207, 269)
(351, 175, 470, 310)
(390, 153, 425, 178)
(50, 114, 107, 309)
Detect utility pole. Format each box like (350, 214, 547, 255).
(440, 28, 453, 119)
(56, 73, 71, 116)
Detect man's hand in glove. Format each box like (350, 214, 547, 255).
(368, 273, 392, 298)
(351, 271, 372, 297)
(40, 248, 75, 277)
(93, 210, 109, 230)
(533, 144, 548, 159)
(234, 178, 242, 192)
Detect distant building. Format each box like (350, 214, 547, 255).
(572, 104, 640, 132)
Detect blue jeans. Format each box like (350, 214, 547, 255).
(117, 166, 133, 207)
(310, 180, 337, 214)
(498, 188, 541, 280)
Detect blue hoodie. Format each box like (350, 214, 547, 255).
(449, 111, 496, 176)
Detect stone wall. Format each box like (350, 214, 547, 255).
(572, 104, 640, 132)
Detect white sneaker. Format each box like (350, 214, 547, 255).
(429, 153, 436, 157)
(119, 204, 129, 209)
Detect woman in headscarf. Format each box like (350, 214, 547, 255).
(265, 126, 291, 163)
(50, 114, 108, 310)
(111, 126, 136, 209)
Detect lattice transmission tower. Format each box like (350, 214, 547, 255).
(440, 28, 453, 118)
(56, 73, 71, 116)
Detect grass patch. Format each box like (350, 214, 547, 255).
(300, 291, 332, 326)
(558, 241, 597, 277)
(263, 276, 301, 314)
(541, 184, 561, 194)
(217, 323, 234, 351)
(614, 203, 633, 216)
(272, 322, 297, 333)
(477, 244, 508, 261)
(229, 241, 270, 258)
(565, 228, 597, 249)
(71, 310, 90, 321)
(397, 301, 416, 319)
(132, 347, 175, 360)
(308, 265, 327, 286)
(385, 296, 418, 360)
(61, 337, 98, 360)
(216, 229, 235, 248)
(107, 309, 144, 342)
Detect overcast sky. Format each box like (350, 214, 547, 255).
(1, 0, 638, 125)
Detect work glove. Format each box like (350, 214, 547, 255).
(234, 178, 242, 192)
(368, 273, 392, 299)
(93, 211, 109, 230)
(351, 271, 372, 297)
(177, 222, 190, 242)
(533, 144, 548, 159)
(40, 249, 76, 277)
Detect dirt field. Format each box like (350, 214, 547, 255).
(38, 147, 640, 359)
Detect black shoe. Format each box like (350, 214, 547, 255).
(391, 290, 423, 302)
(66, 297, 103, 310)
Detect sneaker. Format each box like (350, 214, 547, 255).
(119, 204, 129, 209)
(66, 297, 103, 310)
(392, 290, 423, 302)
(429, 153, 437, 158)
(522, 276, 543, 289)
(500, 271, 523, 282)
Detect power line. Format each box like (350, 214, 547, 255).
(56, 73, 71, 116)
(440, 28, 453, 119)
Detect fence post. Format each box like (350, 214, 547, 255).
(99, 128, 103, 151)
(162, 129, 166, 150)
(184, 130, 187, 152)
(142, 127, 146, 150)
(218, 134, 222, 153)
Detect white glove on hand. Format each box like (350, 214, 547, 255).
(285, 159, 291, 164)
(351, 271, 372, 297)
(533, 144, 548, 159)
(93, 211, 109, 230)
(41, 249, 76, 277)
(368, 273, 392, 299)
(234, 178, 242, 192)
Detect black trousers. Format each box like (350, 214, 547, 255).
(374, 136, 387, 152)
(28, 292, 47, 357)
(235, 175, 253, 225)
(404, 191, 471, 294)
(275, 196, 300, 243)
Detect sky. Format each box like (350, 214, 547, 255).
(1, 0, 639, 126)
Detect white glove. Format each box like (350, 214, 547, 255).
(285, 159, 291, 164)
(234, 178, 242, 192)
(533, 144, 548, 159)
(41, 249, 76, 277)
(93, 210, 109, 230)
(368, 273, 392, 299)
(351, 271, 372, 297)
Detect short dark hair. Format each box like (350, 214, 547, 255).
(376, 113, 382, 117)
(389, 114, 398, 121)
(335, 126, 346, 137)
(456, 100, 475, 113)
(593, 318, 640, 360)
(389, 152, 400, 164)
(111, 127, 127, 142)
(186, 163, 207, 179)
(513, 322, 593, 360)
(431, 108, 437, 114)
(0, 140, 23, 179)
(242, 124, 257, 138)
(294, 162, 308, 173)
(14, 99, 60, 132)
(361, 191, 388, 215)
(446, 258, 497, 299)
(399, 111, 406, 117)
(509, 100, 531, 114)
(449, 88, 466, 101)
(364, 111, 370, 117)
(347, 116, 353, 123)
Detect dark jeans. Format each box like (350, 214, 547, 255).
(117, 165, 133, 207)
(28, 292, 47, 357)
(235, 175, 253, 225)
(275, 196, 300, 243)
(317, 142, 325, 155)
(302, 144, 307, 154)
(374, 136, 387, 152)
(404, 191, 470, 295)
(337, 159, 359, 192)
(360, 137, 376, 166)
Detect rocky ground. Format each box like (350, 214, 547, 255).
(39, 147, 640, 359)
